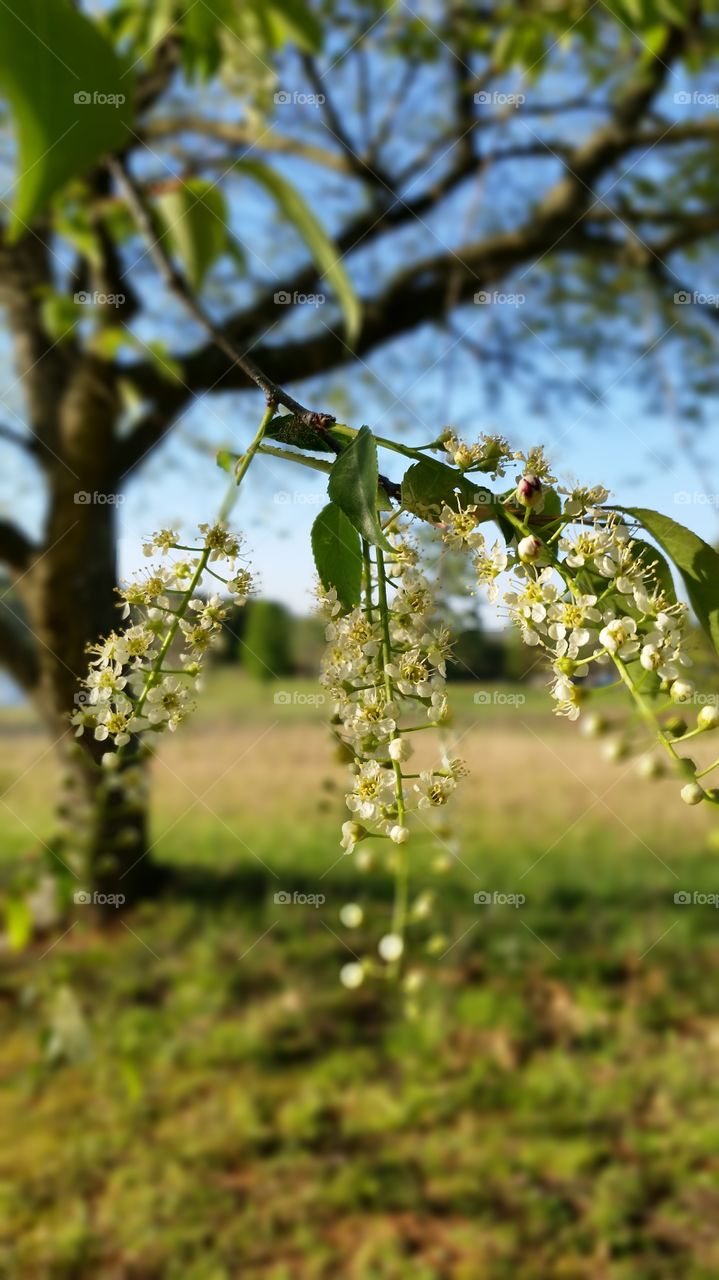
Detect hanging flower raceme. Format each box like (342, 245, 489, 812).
(318, 524, 467, 987)
(435, 451, 719, 809)
(72, 522, 253, 758)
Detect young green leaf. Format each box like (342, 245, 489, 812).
(618, 506, 719, 653)
(234, 159, 361, 344)
(0, 0, 133, 236)
(156, 180, 229, 290)
(266, 414, 335, 453)
(311, 502, 363, 610)
(328, 427, 392, 551)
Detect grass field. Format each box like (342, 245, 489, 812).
(2, 672, 719, 1277)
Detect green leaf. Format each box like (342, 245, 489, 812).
(266, 413, 335, 453)
(40, 292, 81, 341)
(216, 449, 234, 474)
(0, 0, 133, 236)
(328, 427, 392, 551)
(400, 458, 496, 522)
(261, 0, 322, 51)
(156, 179, 229, 290)
(311, 502, 363, 610)
(235, 158, 361, 344)
(619, 506, 719, 654)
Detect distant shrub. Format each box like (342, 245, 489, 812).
(241, 600, 294, 680)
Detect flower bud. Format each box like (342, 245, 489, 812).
(515, 473, 543, 509)
(698, 704, 719, 731)
(581, 712, 608, 738)
(425, 933, 448, 956)
(403, 969, 424, 993)
(670, 678, 695, 704)
(378, 933, 404, 962)
(339, 903, 363, 928)
(681, 782, 705, 806)
(637, 755, 663, 780)
(602, 738, 628, 763)
(665, 716, 687, 738)
(389, 824, 410, 844)
(388, 737, 413, 762)
(339, 962, 365, 989)
(341, 821, 366, 853)
(517, 534, 543, 564)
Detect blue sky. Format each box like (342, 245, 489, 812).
(1, 9, 718, 621)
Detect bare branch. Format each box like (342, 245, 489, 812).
(0, 423, 37, 455)
(108, 156, 337, 433)
(0, 605, 39, 691)
(0, 519, 35, 571)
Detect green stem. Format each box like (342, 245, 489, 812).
(134, 403, 273, 719)
(613, 656, 680, 765)
(256, 442, 333, 473)
(375, 547, 408, 975)
(362, 540, 373, 624)
(696, 755, 719, 780)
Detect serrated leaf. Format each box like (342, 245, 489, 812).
(0, 0, 133, 236)
(156, 179, 229, 290)
(311, 502, 363, 610)
(235, 158, 360, 344)
(618, 506, 719, 654)
(328, 427, 392, 551)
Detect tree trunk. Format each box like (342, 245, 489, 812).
(17, 484, 160, 908)
(12, 351, 160, 908)
(0, 236, 163, 911)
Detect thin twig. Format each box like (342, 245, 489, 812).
(107, 156, 335, 432)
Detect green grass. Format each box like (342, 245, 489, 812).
(2, 674, 719, 1277)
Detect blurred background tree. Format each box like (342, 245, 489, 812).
(0, 0, 717, 902)
(241, 600, 294, 681)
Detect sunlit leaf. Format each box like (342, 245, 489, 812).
(311, 502, 363, 609)
(619, 506, 719, 655)
(0, 0, 133, 236)
(156, 179, 229, 290)
(328, 427, 391, 550)
(236, 158, 361, 344)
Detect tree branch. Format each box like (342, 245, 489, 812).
(108, 155, 337, 432)
(0, 604, 39, 691)
(0, 423, 37, 455)
(0, 519, 34, 571)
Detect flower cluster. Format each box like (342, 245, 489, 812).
(72, 523, 252, 757)
(500, 513, 694, 724)
(439, 429, 516, 477)
(318, 527, 467, 986)
(430, 448, 719, 809)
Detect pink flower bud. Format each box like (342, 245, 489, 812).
(515, 474, 543, 509)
